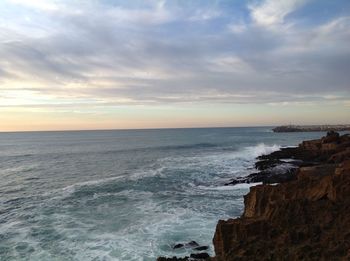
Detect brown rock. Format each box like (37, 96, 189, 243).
(328, 148, 350, 163)
(212, 132, 350, 261)
(300, 139, 322, 152)
(335, 159, 350, 176)
(321, 130, 340, 143)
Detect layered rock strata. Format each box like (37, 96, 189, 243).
(213, 132, 350, 260)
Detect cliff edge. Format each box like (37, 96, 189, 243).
(213, 132, 350, 260)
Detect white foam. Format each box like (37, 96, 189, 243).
(43, 175, 126, 200)
(197, 182, 262, 191)
(6, 143, 283, 260)
(128, 166, 165, 181)
(244, 143, 280, 158)
(280, 158, 301, 162)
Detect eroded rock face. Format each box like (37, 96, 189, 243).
(213, 133, 350, 261)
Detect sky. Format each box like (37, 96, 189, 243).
(0, 0, 350, 131)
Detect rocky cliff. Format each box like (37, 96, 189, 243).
(213, 131, 350, 261)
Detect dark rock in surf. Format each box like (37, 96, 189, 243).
(255, 158, 284, 170)
(157, 257, 189, 261)
(193, 246, 209, 251)
(190, 252, 210, 259)
(225, 143, 323, 186)
(172, 241, 199, 250)
(173, 244, 184, 249)
(225, 163, 299, 186)
(187, 241, 199, 247)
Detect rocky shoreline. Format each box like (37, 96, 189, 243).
(273, 125, 350, 133)
(158, 131, 350, 260)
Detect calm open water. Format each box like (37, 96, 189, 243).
(0, 127, 331, 260)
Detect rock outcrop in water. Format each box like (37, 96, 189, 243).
(213, 131, 350, 260)
(225, 131, 350, 186)
(157, 252, 210, 261)
(273, 125, 350, 132)
(157, 241, 211, 260)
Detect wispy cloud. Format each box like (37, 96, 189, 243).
(249, 0, 308, 27)
(0, 0, 349, 115)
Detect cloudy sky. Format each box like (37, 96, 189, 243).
(0, 0, 349, 131)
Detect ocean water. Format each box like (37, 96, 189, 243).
(0, 127, 330, 261)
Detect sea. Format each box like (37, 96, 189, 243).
(0, 127, 332, 261)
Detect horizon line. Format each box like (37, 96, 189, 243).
(0, 125, 274, 134)
(1, 124, 350, 134)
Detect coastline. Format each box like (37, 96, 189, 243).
(158, 131, 350, 260)
(273, 125, 350, 133)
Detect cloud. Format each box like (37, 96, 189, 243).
(188, 9, 221, 21)
(0, 0, 349, 111)
(7, 0, 60, 11)
(228, 22, 247, 33)
(249, 0, 308, 27)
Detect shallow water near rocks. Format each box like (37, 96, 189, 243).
(0, 127, 329, 260)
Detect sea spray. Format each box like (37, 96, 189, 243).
(0, 128, 325, 260)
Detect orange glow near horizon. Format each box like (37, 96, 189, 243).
(1, 102, 349, 132)
(1, 0, 350, 132)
